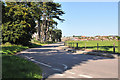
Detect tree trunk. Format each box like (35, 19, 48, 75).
(41, 21, 44, 42)
(37, 20, 41, 41)
(45, 20, 49, 41)
(44, 20, 47, 42)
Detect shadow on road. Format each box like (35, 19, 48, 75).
(17, 42, 117, 79)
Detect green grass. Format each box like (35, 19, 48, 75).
(2, 44, 29, 55)
(30, 40, 47, 47)
(66, 40, 118, 53)
(2, 41, 47, 55)
(31, 39, 55, 45)
(2, 41, 48, 79)
(2, 55, 42, 79)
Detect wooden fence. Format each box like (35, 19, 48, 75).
(64, 42, 116, 53)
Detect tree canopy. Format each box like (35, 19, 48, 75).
(2, 1, 65, 45)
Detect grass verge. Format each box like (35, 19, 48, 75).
(2, 41, 48, 79)
(2, 55, 42, 79)
(2, 41, 47, 55)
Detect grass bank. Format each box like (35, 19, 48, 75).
(2, 55, 42, 79)
(2, 41, 49, 79)
(2, 41, 47, 55)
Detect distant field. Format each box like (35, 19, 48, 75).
(66, 40, 118, 53)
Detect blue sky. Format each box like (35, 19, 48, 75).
(56, 2, 118, 37)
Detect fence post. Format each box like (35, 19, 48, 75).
(64, 42, 65, 46)
(97, 43, 99, 51)
(85, 43, 86, 50)
(113, 43, 115, 53)
(76, 43, 78, 49)
(73, 42, 74, 48)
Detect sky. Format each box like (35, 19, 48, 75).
(56, 2, 118, 37)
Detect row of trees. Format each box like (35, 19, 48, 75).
(2, 1, 64, 45)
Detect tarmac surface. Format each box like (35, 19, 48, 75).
(17, 42, 118, 79)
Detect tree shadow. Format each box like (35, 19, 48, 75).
(41, 46, 59, 48)
(17, 44, 117, 79)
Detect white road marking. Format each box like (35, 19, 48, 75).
(62, 64, 68, 70)
(25, 56, 63, 72)
(25, 56, 31, 59)
(67, 71, 75, 74)
(25, 56, 52, 68)
(32, 59, 52, 68)
(79, 74, 93, 78)
(52, 68, 63, 72)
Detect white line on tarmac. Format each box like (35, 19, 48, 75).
(25, 56, 64, 72)
(52, 68, 63, 72)
(79, 74, 93, 78)
(62, 64, 68, 70)
(25, 56, 52, 68)
(31, 59, 52, 68)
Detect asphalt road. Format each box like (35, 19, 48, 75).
(17, 42, 118, 79)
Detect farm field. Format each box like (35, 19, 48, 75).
(66, 40, 118, 53)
